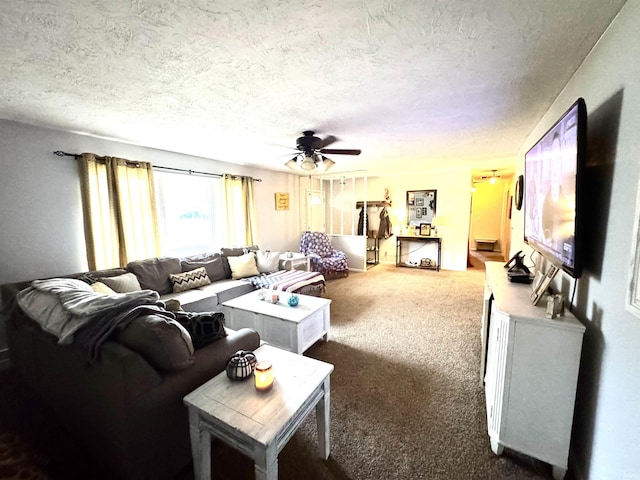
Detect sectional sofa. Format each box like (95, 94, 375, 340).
(0, 248, 274, 479)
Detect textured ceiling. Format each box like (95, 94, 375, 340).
(0, 0, 628, 176)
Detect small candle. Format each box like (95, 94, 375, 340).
(254, 361, 274, 392)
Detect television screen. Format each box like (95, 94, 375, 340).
(524, 98, 586, 278)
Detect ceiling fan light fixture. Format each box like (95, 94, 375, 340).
(319, 156, 335, 171)
(300, 154, 317, 171)
(285, 157, 298, 170)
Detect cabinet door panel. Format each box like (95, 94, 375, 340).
(485, 310, 509, 436)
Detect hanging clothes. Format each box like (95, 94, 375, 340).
(378, 206, 393, 239)
(357, 207, 366, 235)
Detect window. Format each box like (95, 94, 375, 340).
(155, 171, 223, 257)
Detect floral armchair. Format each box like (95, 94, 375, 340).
(300, 231, 349, 277)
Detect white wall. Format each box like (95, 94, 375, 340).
(366, 169, 473, 271)
(509, 1, 640, 477)
(0, 120, 301, 353)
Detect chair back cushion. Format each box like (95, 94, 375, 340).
(300, 231, 332, 257)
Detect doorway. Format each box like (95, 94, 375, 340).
(469, 170, 514, 263)
(305, 189, 326, 232)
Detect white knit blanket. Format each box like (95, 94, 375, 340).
(16, 278, 160, 345)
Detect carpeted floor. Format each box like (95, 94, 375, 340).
(1, 263, 560, 479)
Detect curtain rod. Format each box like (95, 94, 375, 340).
(53, 151, 262, 182)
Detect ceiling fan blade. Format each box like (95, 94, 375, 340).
(319, 148, 362, 156)
(313, 135, 338, 149)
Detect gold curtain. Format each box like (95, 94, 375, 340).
(221, 174, 257, 246)
(78, 153, 160, 270)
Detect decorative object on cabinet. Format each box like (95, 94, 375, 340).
(627, 173, 640, 319)
(419, 223, 431, 236)
(225, 350, 258, 381)
(481, 262, 584, 480)
(407, 190, 436, 226)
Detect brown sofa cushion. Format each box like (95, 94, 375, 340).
(116, 314, 195, 371)
(181, 254, 227, 282)
(126, 257, 181, 295)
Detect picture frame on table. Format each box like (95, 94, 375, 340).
(530, 264, 559, 306)
(420, 223, 431, 236)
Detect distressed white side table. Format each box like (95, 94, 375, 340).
(222, 290, 331, 354)
(279, 252, 310, 271)
(184, 345, 334, 480)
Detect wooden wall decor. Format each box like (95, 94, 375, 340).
(275, 192, 290, 211)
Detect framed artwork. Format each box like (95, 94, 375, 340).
(628, 182, 640, 318)
(530, 264, 559, 306)
(407, 189, 437, 226)
(275, 192, 289, 211)
(420, 223, 431, 236)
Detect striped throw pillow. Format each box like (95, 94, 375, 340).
(170, 267, 211, 293)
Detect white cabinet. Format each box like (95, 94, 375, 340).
(482, 262, 585, 480)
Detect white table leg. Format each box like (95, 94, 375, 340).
(254, 443, 278, 480)
(490, 437, 504, 455)
(316, 377, 331, 460)
(188, 410, 211, 480)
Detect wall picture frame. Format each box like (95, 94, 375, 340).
(420, 223, 431, 236)
(407, 189, 437, 226)
(275, 192, 289, 211)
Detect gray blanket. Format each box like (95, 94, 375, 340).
(16, 278, 171, 361)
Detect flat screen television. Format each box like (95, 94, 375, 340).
(524, 98, 587, 279)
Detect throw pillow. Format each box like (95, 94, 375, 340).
(169, 267, 211, 293)
(98, 272, 142, 293)
(174, 311, 227, 350)
(181, 256, 227, 282)
(116, 314, 195, 371)
(220, 246, 246, 257)
(90, 281, 117, 295)
(226, 252, 260, 279)
(256, 250, 280, 273)
(126, 257, 181, 295)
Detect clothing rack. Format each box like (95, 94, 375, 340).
(355, 200, 391, 209)
(53, 151, 262, 182)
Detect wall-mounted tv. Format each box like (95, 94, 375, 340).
(524, 98, 587, 279)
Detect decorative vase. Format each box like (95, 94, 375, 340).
(288, 294, 299, 307)
(225, 350, 257, 381)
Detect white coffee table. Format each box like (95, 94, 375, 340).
(279, 252, 310, 271)
(222, 290, 331, 354)
(184, 344, 334, 480)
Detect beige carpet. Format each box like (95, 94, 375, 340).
(0, 263, 556, 479)
(203, 264, 555, 480)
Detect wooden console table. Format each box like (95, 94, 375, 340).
(395, 235, 441, 271)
